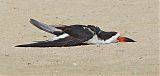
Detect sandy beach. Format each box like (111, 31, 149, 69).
(0, 0, 159, 76)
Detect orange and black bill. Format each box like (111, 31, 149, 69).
(117, 36, 136, 42)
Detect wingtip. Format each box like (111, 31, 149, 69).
(30, 18, 34, 21)
(29, 18, 41, 27)
(15, 45, 23, 47)
(15, 43, 38, 47)
(15, 45, 29, 47)
(30, 18, 36, 23)
(14, 45, 19, 47)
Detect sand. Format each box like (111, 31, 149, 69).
(0, 0, 159, 76)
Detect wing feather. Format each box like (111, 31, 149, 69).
(30, 19, 63, 34)
(15, 36, 85, 47)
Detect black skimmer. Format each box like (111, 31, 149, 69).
(15, 19, 135, 47)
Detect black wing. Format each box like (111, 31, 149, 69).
(15, 36, 88, 47)
(30, 19, 94, 40)
(30, 19, 64, 35)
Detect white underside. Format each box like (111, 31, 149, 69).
(85, 33, 120, 44)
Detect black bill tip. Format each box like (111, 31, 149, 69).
(124, 37, 136, 42)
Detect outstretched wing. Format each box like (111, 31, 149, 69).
(30, 19, 64, 35)
(15, 36, 87, 47)
(30, 19, 94, 42)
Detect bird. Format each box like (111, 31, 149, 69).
(15, 19, 135, 47)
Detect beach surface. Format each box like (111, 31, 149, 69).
(0, 0, 159, 76)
